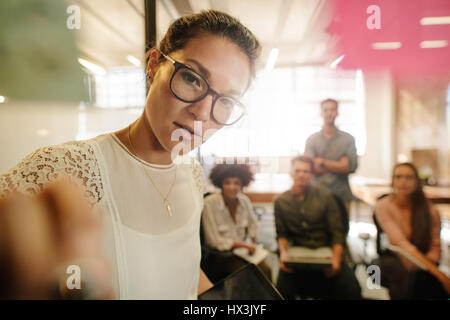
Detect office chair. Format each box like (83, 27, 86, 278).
(373, 194, 390, 256)
(349, 194, 388, 267)
(332, 194, 350, 236)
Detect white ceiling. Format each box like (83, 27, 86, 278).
(73, 0, 336, 70)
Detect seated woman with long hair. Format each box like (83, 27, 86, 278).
(201, 162, 272, 283)
(374, 162, 450, 299)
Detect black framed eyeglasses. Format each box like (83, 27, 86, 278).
(159, 51, 247, 126)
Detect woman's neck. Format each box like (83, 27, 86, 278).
(392, 193, 411, 209)
(116, 110, 172, 165)
(223, 194, 238, 207)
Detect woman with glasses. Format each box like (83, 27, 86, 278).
(0, 10, 260, 299)
(374, 163, 450, 299)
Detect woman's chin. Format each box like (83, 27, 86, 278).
(224, 193, 238, 200)
(169, 141, 194, 157)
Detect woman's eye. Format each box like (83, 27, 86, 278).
(181, 71, 201, 87)
(220, 98, 235, 108)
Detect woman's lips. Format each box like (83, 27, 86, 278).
(173, 122, 201, 136)
(173, 122, 201, 144)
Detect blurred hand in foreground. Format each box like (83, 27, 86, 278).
(0, 179, 112, 299)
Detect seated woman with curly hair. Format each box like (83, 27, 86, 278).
(201, 162, 272, 283)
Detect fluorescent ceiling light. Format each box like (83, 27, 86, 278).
(36, 129, 49, 136)
(420, 40, 448, 48)
(330, 54, 345, 69)
(397, 154, 408, 162)
(372, 42, 402, 50)
(420, 16, 450, 25)
(265, 48, 279, 72)
(78, 58, 106, 76)
(0, 95, 6, 103)
(127, 55, 141, 67)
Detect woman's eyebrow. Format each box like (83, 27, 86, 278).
(186, 59, 211, 80)
(186, 58, 244, 97)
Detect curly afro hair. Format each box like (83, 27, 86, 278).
(209, 163, 255, 189)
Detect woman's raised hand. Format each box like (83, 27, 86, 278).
(0, 179, 112, 299)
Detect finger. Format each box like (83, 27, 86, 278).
(280, 262, 293, 273)
(41, 179, 101, 260)
(0, 193, 57, 298)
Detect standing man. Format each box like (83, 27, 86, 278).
(304, 98, 358, 213)
(274, 156, 361, 299)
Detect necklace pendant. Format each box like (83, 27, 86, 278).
(165, 201, 173, 217)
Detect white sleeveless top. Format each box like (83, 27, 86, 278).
(0, 133, 206, 299)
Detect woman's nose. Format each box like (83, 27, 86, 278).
(188, 95, 213, 122)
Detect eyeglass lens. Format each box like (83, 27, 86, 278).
(171, 66, 244, 125)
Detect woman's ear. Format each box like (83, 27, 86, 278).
(146, 49, 161, 84)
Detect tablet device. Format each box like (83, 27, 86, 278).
(198, 263, 284, 300)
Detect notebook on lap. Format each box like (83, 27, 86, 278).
(285, 246, 333, 269)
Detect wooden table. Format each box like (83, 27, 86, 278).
(241, 174, 450, 209)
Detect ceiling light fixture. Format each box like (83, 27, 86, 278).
(265, 48, 279, 72)
(371, 42, 402, 50)
(127, 55, 141, 67)
(420, 40, 448, 48)
(78, 58, 106, 76)
(330, 54, 345, 69)
(36, 129, 50, 137)
(420, 16, 450, 25)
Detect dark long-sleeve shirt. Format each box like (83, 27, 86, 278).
(274, 184, 345, 248)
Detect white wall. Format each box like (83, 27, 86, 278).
(0, 102, 141, 173)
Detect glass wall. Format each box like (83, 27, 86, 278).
(200, 66, 366, 159)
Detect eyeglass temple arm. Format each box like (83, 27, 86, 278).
(158, 50, 176, 64)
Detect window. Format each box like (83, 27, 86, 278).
(200, 66, 366, 159)
(94, 67, 146, 108)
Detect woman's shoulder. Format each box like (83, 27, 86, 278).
(203, 192, 223, 205)
(178, 156, 207, 196)
(374, 194, 394, 212)
(0, 139, 103, 203)
(426, 200, 440, 219)
(237, 192, 252, 204)
(2, 139, 98, 176)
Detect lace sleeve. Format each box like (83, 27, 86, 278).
(0, 141, 104, 204)
(190, 158, 207, 197)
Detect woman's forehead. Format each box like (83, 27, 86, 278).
(224, 176, 242, 182)
(169, 35, 250, 96)
(394, 165, 415, 175)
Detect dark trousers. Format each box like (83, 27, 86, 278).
(378, 253, 448, 300)
(276, 263, 362, 300)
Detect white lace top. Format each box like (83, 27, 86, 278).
(0, 133, 207, 300)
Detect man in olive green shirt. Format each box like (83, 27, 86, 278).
(274, 156, 361, 299)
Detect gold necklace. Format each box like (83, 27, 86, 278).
(127, 125, 177, 217)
